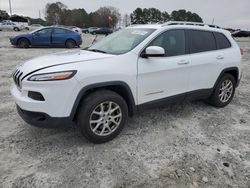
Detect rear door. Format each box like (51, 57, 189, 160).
(187, 29, 223, 92)
(32, 28, 52, 46)
(51, 28, 69, 46)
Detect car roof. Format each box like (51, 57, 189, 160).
(40, 26, 73, 31)
(128, 21, 229, 34)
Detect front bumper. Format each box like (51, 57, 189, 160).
(17, 105, 72, 128)
(9, 38, 16, 45)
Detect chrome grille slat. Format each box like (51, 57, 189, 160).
(13, 69, 23, 88)
(17, 72, 23, 86)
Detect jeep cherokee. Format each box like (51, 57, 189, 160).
(11, 22, 242, 143)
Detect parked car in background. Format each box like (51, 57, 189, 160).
(82, 28, 89, 33)
(9, 15, 29, 30)
(0, 21, 24, 31)
(90, 27, 113, 35)
(232, 30, 250, 37)
(68, 26, 82, 34)
(88, 27, 100, 33)
(28, 24, 44, 31)
(9, 26, 82, 48)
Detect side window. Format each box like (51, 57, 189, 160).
(214, 32, 231, 49)
(189, 30, 216, 53)
(36, 29, 52, 35)
(149, 30, 186, 57)
(53, 29, 68, 34)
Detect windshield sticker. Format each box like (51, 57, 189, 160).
(131, 30, 148, 35)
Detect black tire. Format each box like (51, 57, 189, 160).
(18, 38, 29, 48)
(13, 27, 20, 31)
(77, 90, 128, 143)
(65, 39, 76, 48)
(208, 73, 236, 107)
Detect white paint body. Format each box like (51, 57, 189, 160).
(11, 24, 242, 118)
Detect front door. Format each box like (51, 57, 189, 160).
(32, 28, 52, 46)
(137, 29, 190, 105)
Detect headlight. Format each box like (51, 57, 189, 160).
(28, 70, 77, 81)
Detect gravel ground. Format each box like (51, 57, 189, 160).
(0, 31, 250, 188)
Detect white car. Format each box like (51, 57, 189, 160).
(69, 26, 82, 34)
(0, 21, 22, 31)
(11, 22, 242, 143)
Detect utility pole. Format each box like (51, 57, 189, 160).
(9, 0, 12, 16)
(39, 10, 41, 19)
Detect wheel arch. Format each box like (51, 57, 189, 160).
(213, 67, 239, 90)
(65, 38, 76, 45)
(17, 37, 31, 46)
(70, 81, 137, 121)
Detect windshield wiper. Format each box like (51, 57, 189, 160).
(88, 49, 107, 54)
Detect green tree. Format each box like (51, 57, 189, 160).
(45, 2, 67, 25)
(0, 10, 10, 21)
(170, 9, 203, 22)
(130, 8, 202, 24)
(130, 8, 144, 24)
(161, 11, 170, 22)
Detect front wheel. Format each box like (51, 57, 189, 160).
(18, 38, 29, 48)
(208, 73, 236, 107)
(77, 90, 128, 143)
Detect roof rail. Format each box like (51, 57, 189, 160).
(162, 21, 221, 29)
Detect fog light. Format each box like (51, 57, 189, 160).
(28, 91, 45, 101)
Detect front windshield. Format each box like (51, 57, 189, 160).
(88, 28, 155, 55)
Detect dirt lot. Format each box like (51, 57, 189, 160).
(0, 31, 250, 188)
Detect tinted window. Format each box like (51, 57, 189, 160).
(53, 28, 69, 34)
(149, 30, 186, 57)
(214, 32, 231, 49)
(36, 29, 52, 34)
(189, 30, 216, 53)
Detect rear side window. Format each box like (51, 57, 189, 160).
(189, 30, 216, 53)
(53, 28, 69, 34)
(214, 32, 231, 49)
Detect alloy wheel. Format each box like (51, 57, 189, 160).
(89, 101, 122, 136)
(219, 79, 233, 103)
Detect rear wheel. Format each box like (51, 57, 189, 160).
(18, 38, 29, 48)
(65, 39, 76, 48)
(77, 90, 128, 143)
(208, 74, 236, 107)
(13, 27, 20, 31)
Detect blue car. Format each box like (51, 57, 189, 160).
(10, 27, 82, 48)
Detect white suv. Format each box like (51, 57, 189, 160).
(11, 22, 242, 143)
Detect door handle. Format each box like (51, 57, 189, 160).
(178, 60, 189, 65)
(216, 55, 224, 60)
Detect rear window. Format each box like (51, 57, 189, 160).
(189, 30, 216, 53)
(214, 32, 231, 49)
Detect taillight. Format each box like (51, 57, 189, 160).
(240, 48, 244, 55)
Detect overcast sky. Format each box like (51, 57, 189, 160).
(1, 0, 250, 29)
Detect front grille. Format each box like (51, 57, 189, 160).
(12, 69, 23, 88)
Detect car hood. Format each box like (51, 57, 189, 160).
(17, 50, 114, 76)
(12, 34, 30, 39)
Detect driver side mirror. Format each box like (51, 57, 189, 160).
(141, 46, 165, 58)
